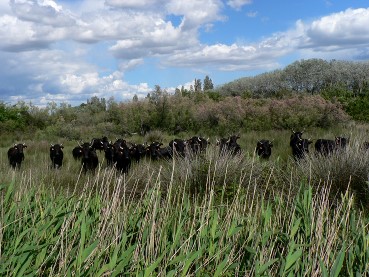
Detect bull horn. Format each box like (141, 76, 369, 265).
(51, 144, 54, 147)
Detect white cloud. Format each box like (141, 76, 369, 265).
(105, 0, 167, 9)
(227, 0, 252, 10)
(163, 7, 369, 71)
(10, 0, 76, 27)
(166, 0, 225, 29)
(305, 8, 369, 48)
(1, 1, 369, 106)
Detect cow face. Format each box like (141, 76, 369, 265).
(50, 144, 64, 155)
(335, 137, 348, 148)
(14, 143, 27, 153)
(169, 139, 187, 156)
(81, 143, 94, 159)
(256, 140, 272, 159)
(147, 142, 162, 159)
(91, 138, 104, 151)
(290, 130, 304, 143)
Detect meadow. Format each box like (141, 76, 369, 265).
(1, 124, 369, 276)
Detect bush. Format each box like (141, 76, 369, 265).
(295, 137, 369, 209)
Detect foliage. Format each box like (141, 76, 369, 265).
(219, 59, 369, 97)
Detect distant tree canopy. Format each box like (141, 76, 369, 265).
(218, 59, 369, 97)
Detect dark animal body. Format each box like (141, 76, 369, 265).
(290, 131, 311, 160)
(72, 146, 83, 160)
(130, 143, 147, 163)
(315, 137, 348, 156)
(187, 136, 209, 153)
(90, 137, 107, 152)
(50, 144, 64, 169)
(80, 142, 99, 173)
(104, 142, 115, 167)
(218, 135, 241, 155)
(255, 140, 273, 159)
(112, 140, 131, 173)
(169, 139, 187, 157)
(7, 143, 27, 169)
(146, 142, 172, 160)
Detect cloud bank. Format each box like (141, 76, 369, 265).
(0, 0, 368, 106)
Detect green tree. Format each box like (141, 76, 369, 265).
(194, 78, 202, 92)
(203, 75, 214, 91)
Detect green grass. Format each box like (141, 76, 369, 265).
(1, 127, 369, 275)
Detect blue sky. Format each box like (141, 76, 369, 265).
(0, 0, 368, 106)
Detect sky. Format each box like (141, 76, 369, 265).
(0, 0, 369, 107)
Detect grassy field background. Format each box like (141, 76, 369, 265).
(1, 124, 369, 276)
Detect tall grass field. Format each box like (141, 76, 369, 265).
(1, 128, 369, 276)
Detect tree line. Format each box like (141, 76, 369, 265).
(1, 59, 368, 141)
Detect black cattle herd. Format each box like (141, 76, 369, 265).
(6, 131, 363, 173)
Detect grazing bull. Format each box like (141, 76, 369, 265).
(290, 130, 304, 148)
(104, 142, 115, 167)
(218, 135, 241, 155)
(72, 145, 83, 160)
(80, 142, 99, 173)
(158, 146, 173, 160)
(292, 139, 312, 160)
(187, 136, 209, 154)
(315, 137, 348, 156)
(169, 139, 187, 157)
(146, 142, 161, 160)
(130, 143, 147, 163)
(255, 140, 273, 159)
(50, 144, 64, 169)
(113, 142, 131, 173)
(226, 135, 241, 155)
(8, 143, 27, 169)
(290, 130, 311, 160)
(90, 137, 105, 152)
